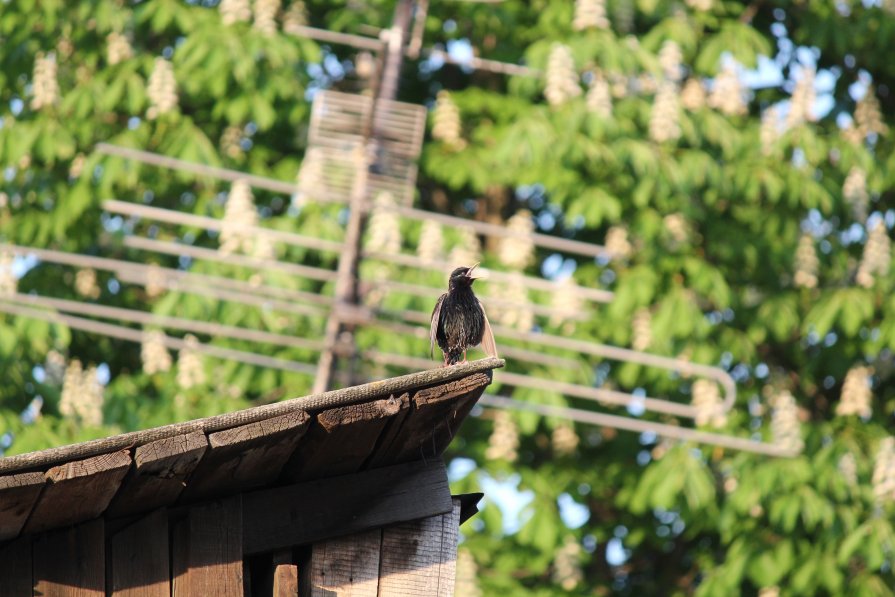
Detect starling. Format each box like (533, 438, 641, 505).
(430, 264, 498, 366)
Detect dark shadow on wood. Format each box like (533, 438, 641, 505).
(33, 518, 105, 594)
(243, 459, 452, 555)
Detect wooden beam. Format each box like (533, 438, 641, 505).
(0, 471, 44, 540)
(0, 536, 32, 596)
(273, 550, 299, 597)
(242, 459, 452, 555)
(306, 529, 381, 597)
(365, 393, 411, 468)
(181, 411, 309, 502)
(107, 432, 207, 518)
(283, 395, 404, 482)
(33, 518, 105, 596)
(413, 372, 491, 457)
(172, 496, 243, 596)
(377, 501, 461, 597)
(111, 509, 169, 597)
(372, 373, 490, 466)
(24, 450, 132, 534)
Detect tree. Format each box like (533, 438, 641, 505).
(2, 0, 895, 594)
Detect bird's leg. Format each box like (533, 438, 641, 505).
(460, 350, 468, 364)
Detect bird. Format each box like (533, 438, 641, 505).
(430, 263, 498, 366)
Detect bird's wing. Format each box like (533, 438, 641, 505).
(478, 299, 499, 358)
(429, 293, 446, 358)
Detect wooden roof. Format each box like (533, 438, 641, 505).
(0, 358, 503, 541)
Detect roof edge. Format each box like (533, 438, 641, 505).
(0, 358, 504, 475)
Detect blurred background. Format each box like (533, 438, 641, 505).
(2, 0, 895, 594)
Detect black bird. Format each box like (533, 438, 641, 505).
(430, 264, 498, 366)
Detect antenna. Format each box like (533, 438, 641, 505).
(2, 0, 800, 458)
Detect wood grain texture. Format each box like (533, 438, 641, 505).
(24, 450, 132, 533)
(172, 495, 243, 597)
(0, 471, 44, 540)
(365, 393, 411, 469)
(284, 395, 404, 482)
(33, 518, 105, 596)
(273, 550, 299, 597)
(111, 509, 169, 597)
(377, 501, 461, 597)
(307, 529, 381, 597)
(414, 373, 490, 458)
(376, 372, 491, 466)
(0, 536, 32, 597)
(0, 359, 504, 475)
(181, 411, 309, 502)
(242, 459, 452, 555)
(107, 432, 207, 517)
(171, 517, 189, 597)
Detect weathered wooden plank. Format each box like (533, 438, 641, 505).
(273, 550, 299, 597)
(107, 432, 207, 518)
(284, 395, 404, 482)
(438, 500, 462, 594)
(243, 460, 452, 555)
(0, 536, 32, 596)
(181, 411, 309, 502)
(375, 373, 491, 466)
(24, 450, 132, 534)
(33, 518, 105, 596)
(377, 501, 461, 597)
(307, 529, 381, 597)
(0, 359, 504, 476)
(0, 471, 44, 540)
(172, 495, 243, 597)
(111, 509, 169, 597)
(364, 393, 411, 469)
(414, 373, 490, 458)
(171, 517, 189, 597)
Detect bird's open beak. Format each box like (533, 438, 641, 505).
(466, 262, 480, 280)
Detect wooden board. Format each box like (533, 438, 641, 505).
(0, 470, 45, 540)
(377, 501, 461, 597)
(181, 411, 309, 502)
(0, 536, 32, 596)
(273, 551, 299, 597)
(33, 518, 105, 596)
(172, 495, 243, 596)
(242, 459, 452, 555)
(111, 509, 169, 597)
(306, 529, 381, 597)
(171, 517, 189, 597)
(413, 372, 490, 458)
(24, 450, 132, 533)
(284, 395, 404, 482)
(373, 373, 490, 466)
(107, 431, 207, 518)
(364, 393, 411, 469)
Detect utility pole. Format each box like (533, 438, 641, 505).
(312, 0, 417, 394)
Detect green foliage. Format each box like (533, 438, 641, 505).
(3, 0, 895, 595)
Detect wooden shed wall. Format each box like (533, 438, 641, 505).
(0, 486, 463, 596)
